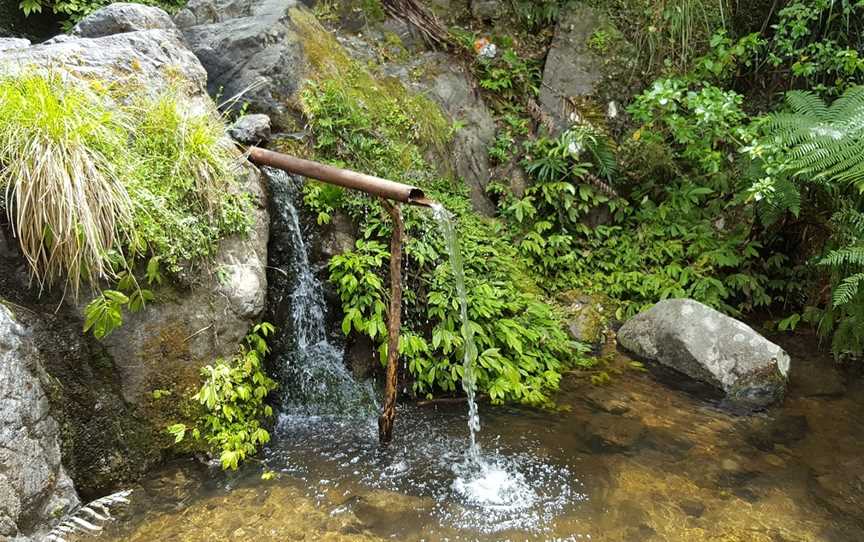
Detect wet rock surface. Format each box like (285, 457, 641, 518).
(229, 113, 272, 145)
(559, 290, 610, 346)
(618, 299, 790, 409)
(0, 305, 79, 539)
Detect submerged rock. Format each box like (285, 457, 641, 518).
(0, 305, 79, 539)
(71, 2, 175, 38)
(617, 299, 790, 409)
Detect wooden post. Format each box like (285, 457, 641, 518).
(378, 201, 404, 444)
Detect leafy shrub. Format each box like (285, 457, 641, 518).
(0, 71, 251, 336)
(510, 0, 569, 28)
(0, 71, 133, 297)
(628, 77, 754, 175)
(168, 323, 278, 470)
(746, 86, 864, 355)
(767, 0, 864, 95)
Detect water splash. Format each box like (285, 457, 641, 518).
(429, 204, 563, 525)
(264, 168, 377, 416)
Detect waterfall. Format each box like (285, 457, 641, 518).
(264, 168, 377, 416)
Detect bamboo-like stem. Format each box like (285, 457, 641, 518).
(378, 200, 404, 444)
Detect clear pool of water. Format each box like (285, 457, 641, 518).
(101, 331, 864, 542)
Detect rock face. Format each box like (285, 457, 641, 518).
(617, 299, 790, 409)
(0, 305, 79, 538)
(99, 163, 268, 407)
(229, 113, 272, 144)
(538, 5, 603, 132)
(174, 0, 307, 125)
(471, 0, 502, 20)
(0, 30, 206, 98)
(0, 3, 270, 497)
(384, 52, 497, 215)
(71, 2, 175, 38)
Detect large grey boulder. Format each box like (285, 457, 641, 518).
(0, 29, 207, 98)
(0, 305, 79, 539)
(0, 38, 30, 52)
(71, 2, 175, 38)
(174, 0, 307, 125)
(538, 5, 603, 132)
(0, 17, 269, 493)
(617, 299, 790, 409)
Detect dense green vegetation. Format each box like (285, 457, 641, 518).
(468, 0, 864, 358)
(169, 323, 279, 470)
(0, 71, 250, 337)
(299, 0, 864, 382)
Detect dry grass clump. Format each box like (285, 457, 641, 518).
(0, 69, 250, 296)
(0, 72, 133, 296)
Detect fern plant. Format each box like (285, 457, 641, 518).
(755, 87, 864, 357)
(810, 207, 864, 357)
(764, 86, 864, 192)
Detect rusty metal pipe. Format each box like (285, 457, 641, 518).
(247, 146, 436, 208)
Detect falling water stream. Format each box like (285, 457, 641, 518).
(431, 204, 480, 459)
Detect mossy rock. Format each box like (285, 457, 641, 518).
(558, 290, 613, 346)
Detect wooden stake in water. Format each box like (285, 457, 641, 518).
(378, 201, 404, 444)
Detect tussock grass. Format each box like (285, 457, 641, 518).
(0, 70, 251, 295)
(0, 72, 133, 296)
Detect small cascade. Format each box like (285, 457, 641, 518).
(262, 179, 576, 535)
(264, 168, 377, 416)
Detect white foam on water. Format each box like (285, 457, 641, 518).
(452, 459, 537, 510)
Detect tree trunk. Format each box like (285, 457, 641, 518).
(378, 201, 404, 444)
(381, 0, 454, 49)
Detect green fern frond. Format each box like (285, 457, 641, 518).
(832, 273, 864, 307)
(785, 90, 829, 118)
(820, 246, 864, 267)
(767, 86, 864, 190)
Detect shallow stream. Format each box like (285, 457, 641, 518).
(101, 333, 864, 542)
(102, 171, 863, 541)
